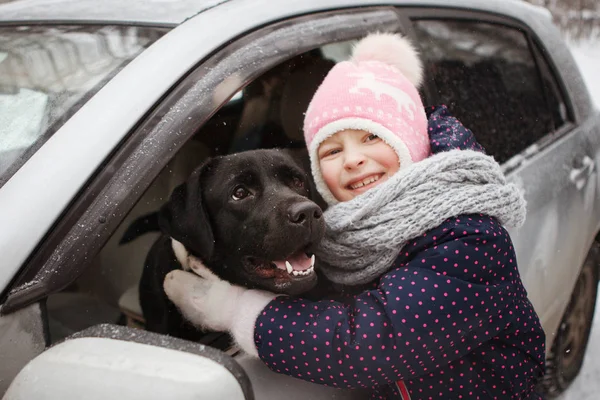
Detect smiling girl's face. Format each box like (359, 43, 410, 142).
(317, 129, 400, 202)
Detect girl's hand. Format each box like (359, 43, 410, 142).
(427, 105, 486, 154)
(163, 257, 278, 356)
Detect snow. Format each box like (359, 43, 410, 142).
(556, 40, 600, 400)
(557, 295, 600, 399)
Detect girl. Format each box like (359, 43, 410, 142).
(164, 33, 545, 399)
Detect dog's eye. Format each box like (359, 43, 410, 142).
(232, 186, 250, 200)
(292, 177, 305, 189)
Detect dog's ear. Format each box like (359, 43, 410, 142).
(158, 159, 215, 261)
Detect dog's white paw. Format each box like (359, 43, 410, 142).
(164, 270, 199, 300)
(164, 270, 210, 327)
(163, 269, 241, 332)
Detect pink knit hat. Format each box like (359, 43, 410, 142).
(304, 33, 430, 204)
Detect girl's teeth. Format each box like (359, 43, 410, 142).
(350, 175, 380, 189)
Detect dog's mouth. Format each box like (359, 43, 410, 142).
(243, 251, 316, 281)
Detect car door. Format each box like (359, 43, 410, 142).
(404, 7, 597, 342)
(0, 5, 407, 399)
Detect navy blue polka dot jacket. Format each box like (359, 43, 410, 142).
(254, 106, 546, 399)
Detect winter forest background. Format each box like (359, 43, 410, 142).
(524, 0, 600, 108)
(525, 0, 599, 39)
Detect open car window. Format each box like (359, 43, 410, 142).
(0, 25, 167, 187)
(45, 43, 353, 344)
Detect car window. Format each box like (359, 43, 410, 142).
(412, 19, 568, 164)
(0, 25, 167, 187)
(42, 42, 348, 344)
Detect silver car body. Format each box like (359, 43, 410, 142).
(0, 0, 598, 397)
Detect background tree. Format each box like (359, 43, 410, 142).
(524, 0, 599, 39)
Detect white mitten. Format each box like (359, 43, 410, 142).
(164, 259, 277, 357)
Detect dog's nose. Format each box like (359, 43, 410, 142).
(288, 202, 322, 226)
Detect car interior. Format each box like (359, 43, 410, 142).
(43, 41, 349, 349)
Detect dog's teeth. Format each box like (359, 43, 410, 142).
(285, 261, 293, 274)
(310, 255, 315, 267)
(292, 270, 299, 276)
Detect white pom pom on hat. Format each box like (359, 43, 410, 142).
(350, 32, 424, 88)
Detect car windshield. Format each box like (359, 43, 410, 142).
(0, 24, 168, 187)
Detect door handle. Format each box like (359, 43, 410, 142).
(570, 155, 595, 190)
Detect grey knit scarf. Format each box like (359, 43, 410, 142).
(315, 149, 526, 286)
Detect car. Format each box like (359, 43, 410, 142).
(0, 0, 599, 398)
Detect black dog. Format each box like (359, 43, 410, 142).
(137, 149, 326, 341)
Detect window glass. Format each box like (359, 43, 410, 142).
(413, 20, 561, 163)
(0, 25, 167, 187)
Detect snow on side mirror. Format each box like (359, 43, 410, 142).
(3, 324, 253, 400)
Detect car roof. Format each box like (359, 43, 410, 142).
(0, 0, 232, 26)
(0, 0, 551, 27)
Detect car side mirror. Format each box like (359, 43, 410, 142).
(3, 324, 253, 400)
